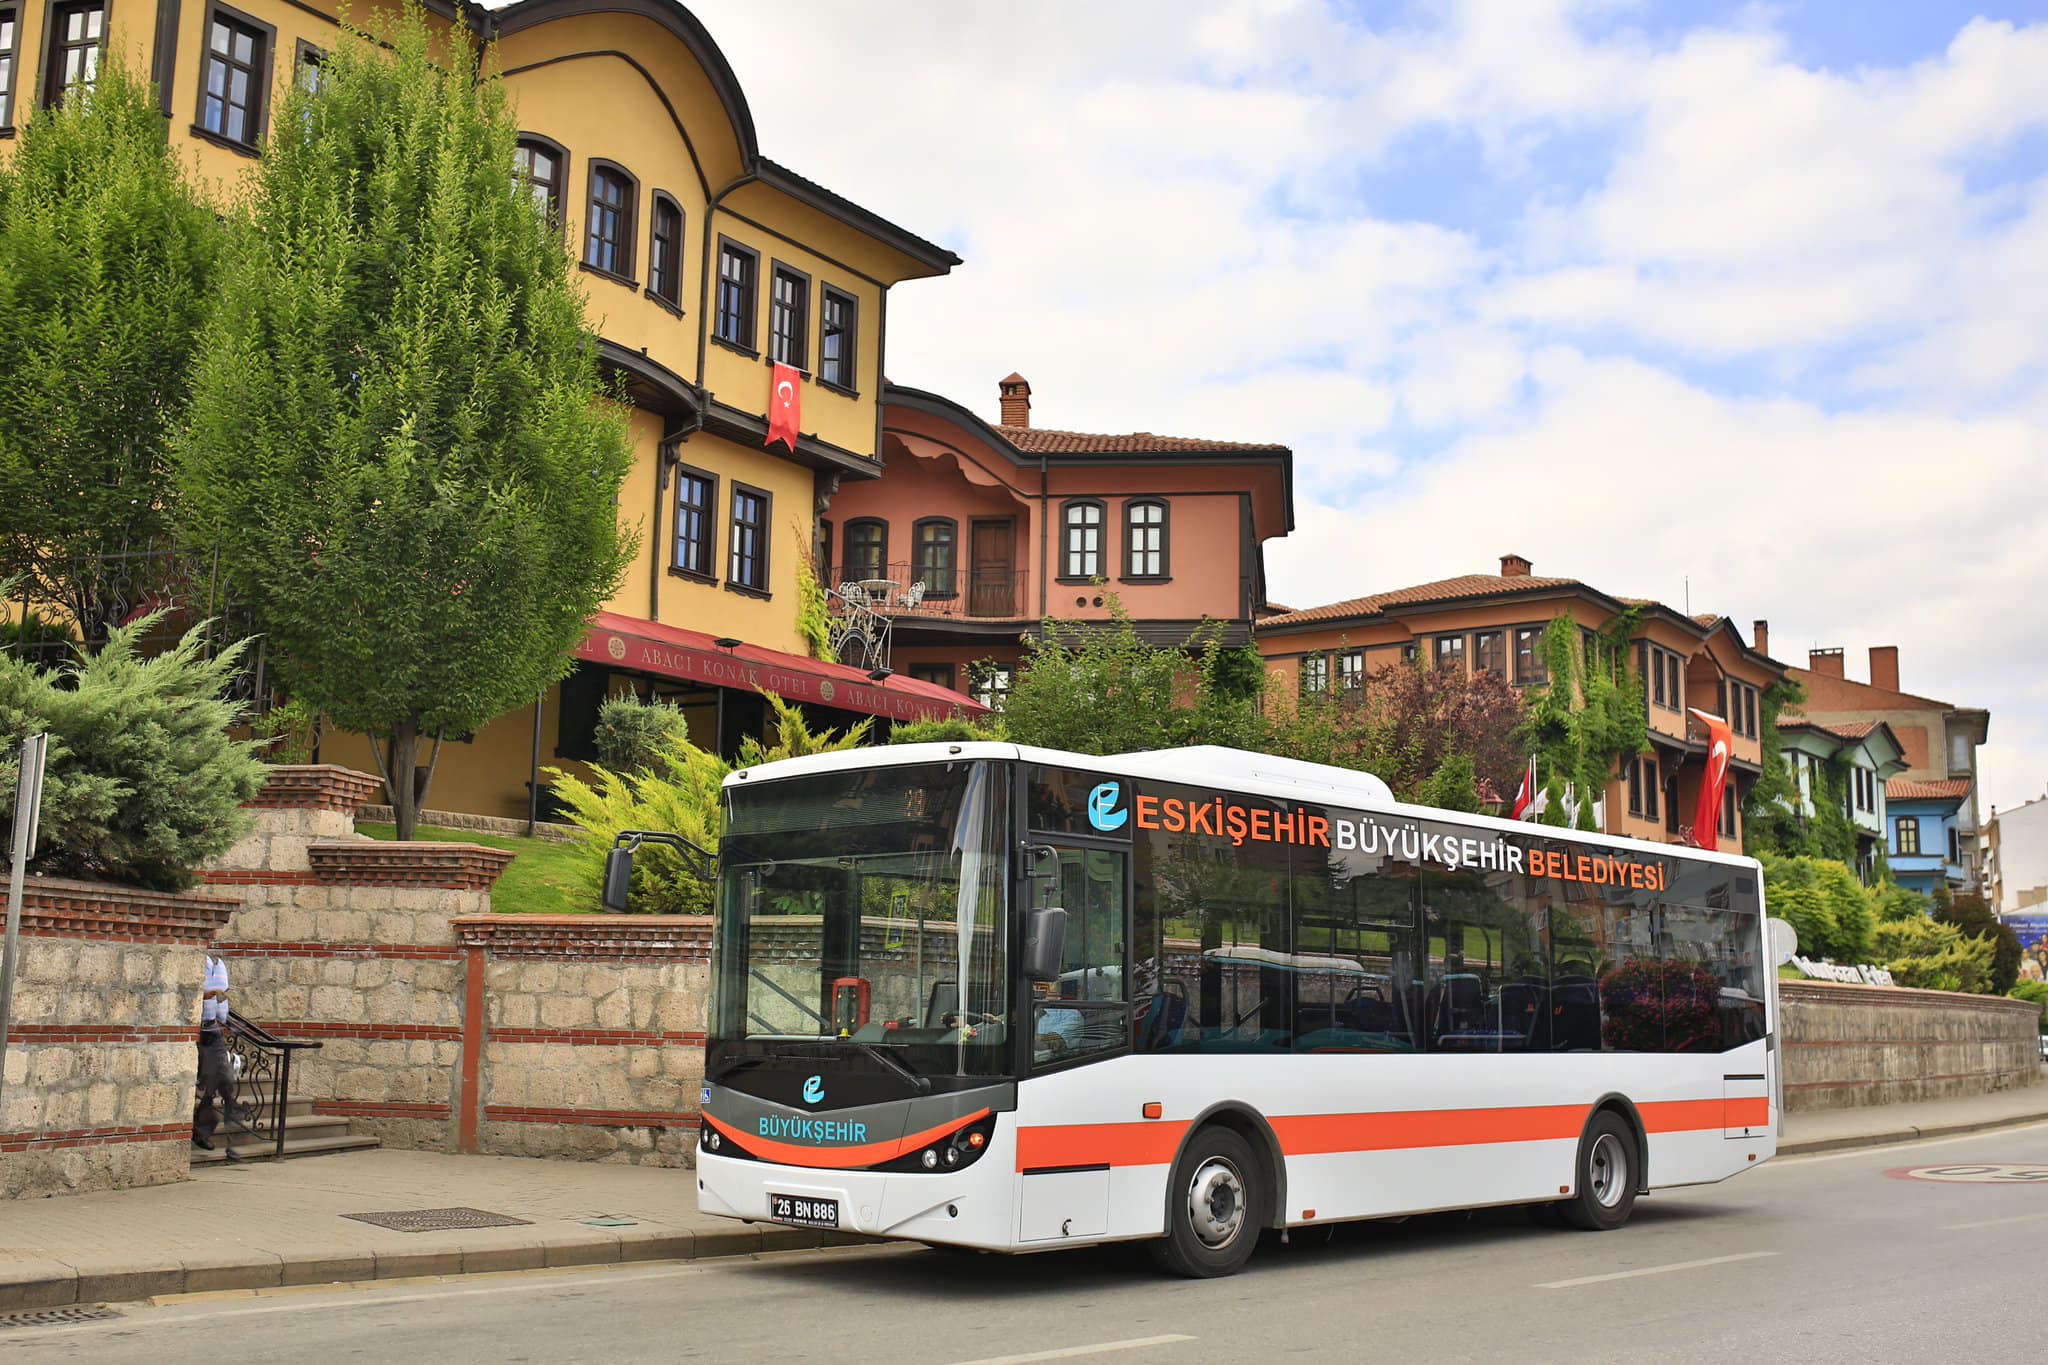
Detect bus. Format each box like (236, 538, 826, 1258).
(648, 742, 1779, 1277)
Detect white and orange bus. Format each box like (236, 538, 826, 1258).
(660, 742, 1778, 1276)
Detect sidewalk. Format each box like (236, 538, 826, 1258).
(1779, 1077, 2048, 1155)
(7, 1080, 2048, 1311)
(0, 1148, 860, 1312)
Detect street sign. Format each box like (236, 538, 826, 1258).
(1767, 917, 1799, 967)
(0, 733, 52, 1120)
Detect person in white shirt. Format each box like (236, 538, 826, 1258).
(192, 954, 243, 1155)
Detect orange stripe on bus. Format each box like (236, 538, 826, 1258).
(1014, 1120, 1191, 1172)
(1011, 1096, 1765, 1171)
(1271, 1103, 1590, 1155)
(704, 1107, 990, 1170)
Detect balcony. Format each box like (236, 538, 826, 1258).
(829, 562, 1031, 623)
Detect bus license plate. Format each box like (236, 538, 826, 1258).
(768, 1193, 839, 1229)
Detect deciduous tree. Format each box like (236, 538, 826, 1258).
(0, 58, 220, 647)
(179, 8, 635, 838)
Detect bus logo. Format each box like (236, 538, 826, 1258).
(802, 1075, 825, 1105)
(1087, 782, 1128, 832)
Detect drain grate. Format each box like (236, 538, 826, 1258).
(342, 1206, 534, 1233)
(0, 1305, 123, 1329)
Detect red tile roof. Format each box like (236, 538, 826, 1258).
(1258, 573, 1585, 628)
(1885, 777, 1973, 802)
(997, 425, 1290, 456)
(1831, 719, 1881, 739)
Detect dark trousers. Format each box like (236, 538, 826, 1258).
(193, 1029, 237, 1143)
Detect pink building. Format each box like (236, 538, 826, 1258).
(822, 376, 1293, 702)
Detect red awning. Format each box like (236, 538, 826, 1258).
(578, 611, 988, 724)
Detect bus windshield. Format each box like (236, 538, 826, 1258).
(713, 759, 1010, 1077)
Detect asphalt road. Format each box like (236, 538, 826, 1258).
(8, 1123, 2048, 1365)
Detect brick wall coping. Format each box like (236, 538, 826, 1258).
(1780, 979, 2041, 1015)
(250, 764, 384, 812)
(451, 913, 712, 959)
(308, 841, 515, 890)
(19, 877, 239, 944)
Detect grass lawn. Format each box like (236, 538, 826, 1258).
(356, 822, 594, 916)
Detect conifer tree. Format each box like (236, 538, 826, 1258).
(180, 7, 635, 838)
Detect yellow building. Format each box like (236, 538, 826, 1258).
(1, 0, 967, 818)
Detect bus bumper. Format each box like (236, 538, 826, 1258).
(697, 1140, 1020, 1250)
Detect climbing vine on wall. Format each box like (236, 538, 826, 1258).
(794, 549, 834, 663)
(1740, 676, 1806, 855)
(1516, 612, 1647, 830)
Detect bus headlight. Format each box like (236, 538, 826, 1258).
(921, 1148, 940, 1170)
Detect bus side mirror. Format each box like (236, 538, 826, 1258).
(602, 846, 634, 912)
(1024, 905, 1068, 982)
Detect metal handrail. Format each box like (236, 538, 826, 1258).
(223, 1008, 323, 1161)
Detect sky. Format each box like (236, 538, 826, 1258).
(676, 0, 2048, 817)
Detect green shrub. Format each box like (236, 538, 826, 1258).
(2009, 979, 2048, 1030)
(888, 716, 1004, 746)
(253, 696, 320, 765)
(1872, 918, 1993, 994)
(1870, 880, 1927, 924)
(0, 614, 265, 890)
(548, 692, 869, 914)
(593, 696, 692, 775)
(1812, 859, 1874, 964)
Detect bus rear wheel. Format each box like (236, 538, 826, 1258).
(1556, 1110, 1639, 1231)
(1148, 1126, 1266, 1278)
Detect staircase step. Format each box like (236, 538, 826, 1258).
(192, 1133, 382, 1165)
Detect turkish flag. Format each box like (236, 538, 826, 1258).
(1510, 757, 1536, 820)
(1688, 707, 1733, 851)
(766, 362, 801, 451)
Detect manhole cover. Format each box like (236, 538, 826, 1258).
(0, 1305, 123, 1329)
(342, 1206, 534, 1232)
(1886, 1164, 2048, 1184)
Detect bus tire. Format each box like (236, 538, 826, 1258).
(1560, 1110, 1639, 1231)
(1148, 1125, 1265, 1278)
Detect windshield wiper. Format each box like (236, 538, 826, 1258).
(851, 1041, 930, 1093)
(710, 1055, 769, 1084)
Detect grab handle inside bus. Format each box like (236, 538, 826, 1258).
(1024, 905, 1068, 982)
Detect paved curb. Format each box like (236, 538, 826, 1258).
(0, 1222, 879, 1312)
(1778, 1107, 2048, 1157)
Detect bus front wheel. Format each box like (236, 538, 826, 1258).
(1148, 1126, 1266, 1278)
(1556, 1110, 1639, 1231)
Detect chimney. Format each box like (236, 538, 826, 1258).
(1500, 553, 1532, 578)
(998, 373, 1031, 428)
(1870, 645, 1900, 693)
(1808, 647, 1845, 678)
(1752, 619, 1770, 657)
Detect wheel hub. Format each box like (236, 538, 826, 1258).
(1589, 1132, 1628, 1209)
(1187, 1157, 1246, 1248)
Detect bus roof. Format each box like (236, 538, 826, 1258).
(724, 741, 1761, 872)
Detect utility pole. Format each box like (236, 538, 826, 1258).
(0, 732, 50, 1120)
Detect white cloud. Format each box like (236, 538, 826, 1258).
(677, 0, 2048, 812)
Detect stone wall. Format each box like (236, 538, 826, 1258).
(205, 766, 507, 1152)
(1780, 979, 2042, 1111)
(1, 880, 236, 1198)
(454, 916, 711, 1166)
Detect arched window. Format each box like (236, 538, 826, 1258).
(913, 518, 957, 598)
(583, 160, 637, 281)
(841, 519, 887, 585)
(648, 192, 684, 307)
(1060, 499, 1105, 580)
(514, 135, 567, 225)
(1123, 499, 1168, 579)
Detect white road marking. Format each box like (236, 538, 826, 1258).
(1941, 1210, 2048, 1231)
(950, 1336, 1197, 1364)
(1536, 1250, 1777, 1289)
